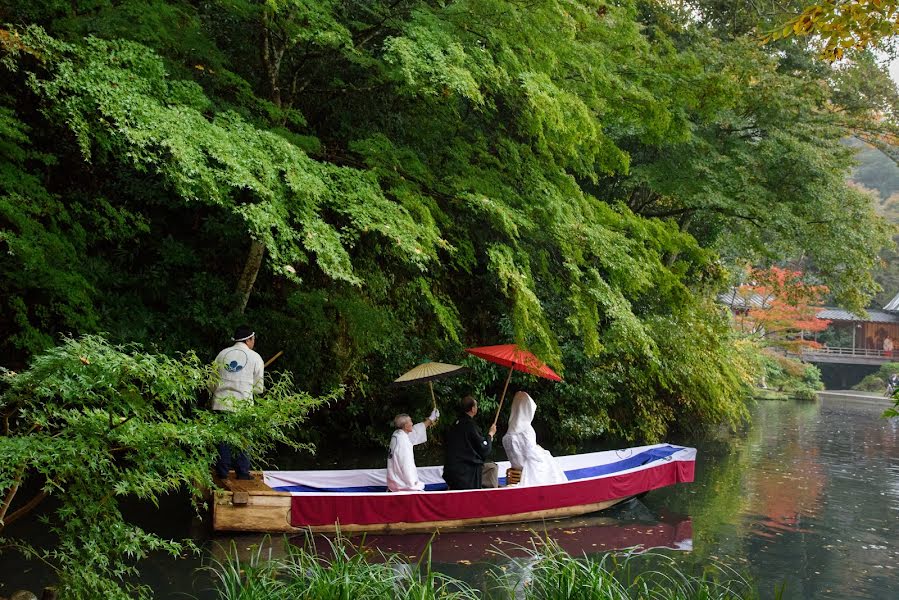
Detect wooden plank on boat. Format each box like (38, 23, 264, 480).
(213, 490, 294, 532)
(214, 472, 274, 493)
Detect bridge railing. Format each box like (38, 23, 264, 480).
(801, 347, 895, 359)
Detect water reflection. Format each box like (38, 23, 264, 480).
(306, 502, 690, 563)
(643, 397, 899, 599)
(210, 500, 691, 565)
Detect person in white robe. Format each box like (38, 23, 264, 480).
(386, 409, 439, 492)
(502, 391, 567, 486)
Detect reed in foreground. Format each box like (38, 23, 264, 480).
(206, 534, 479, 600)
(208, 534, 765, 600)
(489, 538, 766, 600)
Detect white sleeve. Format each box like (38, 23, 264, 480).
(408, 422, 428, 446)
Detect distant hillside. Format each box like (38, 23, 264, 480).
(847, 138, 899, 307)
(848, 137, 899, 203)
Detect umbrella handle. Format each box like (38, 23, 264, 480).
(429, 381, 437, 411)
(492, 366, 514, 427)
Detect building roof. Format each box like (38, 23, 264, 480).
(884, 291, 899, 311)
(816, 308, 899, 323)
(717, 290, 768, 310)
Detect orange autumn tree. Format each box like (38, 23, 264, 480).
(732, 267, 831, 352)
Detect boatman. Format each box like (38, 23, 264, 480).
(387, 410, 439, 492)
(442, 395, 497, 490)
(211, 325, 265, 480)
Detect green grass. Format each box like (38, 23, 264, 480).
(487, 538, 763, 600)
(208, 534, 766, 600)
(207, 533, 479, 600)
(751, 388, 789, 401)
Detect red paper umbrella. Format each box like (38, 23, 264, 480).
(464, 344, 563, 425)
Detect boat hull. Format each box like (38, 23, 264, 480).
(212, 444, 695, 534)
(212, 491, 627, 534)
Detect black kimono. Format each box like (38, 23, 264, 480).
(442, 413, 493, 490)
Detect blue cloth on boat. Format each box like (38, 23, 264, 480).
(562, 445, 682, 481)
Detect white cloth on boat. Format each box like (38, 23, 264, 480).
(387, 422, 428, 492)
(211, 341, 265, 412)
(262, 444, 697, 492)
(502, 391, 567, 486)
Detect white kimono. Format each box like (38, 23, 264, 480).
(502, 392, 567, 486)
(211, 341, 265, 412)
(386, 422, 428, 492)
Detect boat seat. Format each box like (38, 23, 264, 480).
(505, 467, 522, 486)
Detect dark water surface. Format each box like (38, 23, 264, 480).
(2, 396, 898, 599)
(653, 396, 899, 600)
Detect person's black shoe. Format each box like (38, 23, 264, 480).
(236, 473, 254, 480)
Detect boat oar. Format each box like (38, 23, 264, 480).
(264, 351, 284, 368)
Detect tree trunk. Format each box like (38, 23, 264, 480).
(235, 240, 265, 314)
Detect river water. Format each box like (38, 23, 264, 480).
(2, 395, 898, 599)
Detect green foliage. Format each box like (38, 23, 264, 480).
(852, 361, 899, 392)
(0, 336, 329, 598)
(725, 331, 822, 402)
(0, 0, 894, 461)
(765, 1, 899, 62)
(493, 539, 761, 600)
(209, 533, 479, 600)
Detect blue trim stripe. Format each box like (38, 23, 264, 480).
(562, 445, 681, 481)
(273, 482, 450, 493)
(270, 445, 682, 493)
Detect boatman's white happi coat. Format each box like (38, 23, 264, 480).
(387, 422, 428, 492)
(211, 341, 265, 412)
(502, 392, 567, 486)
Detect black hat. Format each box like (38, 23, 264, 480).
(232, 325, 255, 342)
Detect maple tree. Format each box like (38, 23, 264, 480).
(729, 267, 831, 351)
(766, 1, 899, 61)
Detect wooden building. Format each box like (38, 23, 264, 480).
(816, 289, 899, 354)
(816, 307, 899, 351)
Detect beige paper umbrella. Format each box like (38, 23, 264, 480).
(392, 362, 469, 409)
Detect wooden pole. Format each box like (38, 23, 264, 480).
(429, 381, 437, 410)
(493, 366, 514, 427)
(264, 350, 284, 368)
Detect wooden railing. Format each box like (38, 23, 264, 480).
(802, 347, 895, 359)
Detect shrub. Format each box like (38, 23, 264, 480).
(0, 336, 331, 598)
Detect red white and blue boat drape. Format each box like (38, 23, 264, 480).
(262, 444, 696, 528)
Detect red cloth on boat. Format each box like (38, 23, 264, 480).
(289, 456, 694, 527)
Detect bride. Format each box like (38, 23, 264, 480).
(502, 391, 567, 486)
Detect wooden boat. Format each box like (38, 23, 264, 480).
(212, 443, 695, 534)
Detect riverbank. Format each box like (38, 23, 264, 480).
(815, 390, 893, 407)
